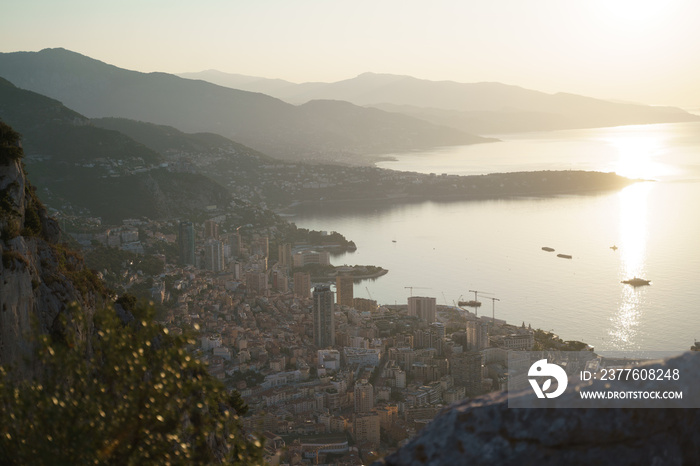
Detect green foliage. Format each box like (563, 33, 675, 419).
(20, 185, 44, 238)
(84, 245, 164, 292)
(0, 303, 264, 465)
(51, 243, 107, 299)
(285, 226, 356, 250)
(532, 329, 589, 351)
(0, 121, 23, 165)
(295, 263, 335, 277)
(0, 184, 20, 239)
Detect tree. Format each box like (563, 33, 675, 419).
(0, 302, 264, 465)
(0, 122, 23, 165)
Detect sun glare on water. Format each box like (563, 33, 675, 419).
(599, 126, 675, 180)
(608, 181, 653, 348)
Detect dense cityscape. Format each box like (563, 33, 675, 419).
(62, 212, 586, 464)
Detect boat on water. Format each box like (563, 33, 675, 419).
(621, 277, 651, 286)
(458, 300, 482, 307)
(557, 254, 572, 259)
(542, 247, 555, 252)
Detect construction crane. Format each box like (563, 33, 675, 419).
(404, 286, 430, 297)
(484, 296, 500, 335)
(365, 286, 374, 301)
(466, 289, 492, 316)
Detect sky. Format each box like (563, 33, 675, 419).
(3, 0, 700, 107)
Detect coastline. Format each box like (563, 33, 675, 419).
(310, 267, 389, 282)
(277, 170, 639, 214)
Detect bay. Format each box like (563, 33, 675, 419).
(289, 122, 700, 352)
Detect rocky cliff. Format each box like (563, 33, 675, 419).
(375, 351, 700, 466)
(1, 121, 102, 374)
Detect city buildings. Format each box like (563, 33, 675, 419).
(451, 352, 483, 396)
(408, 296, 436, 323)
(278, 243, 292, 269)
(354, 379, 374, 413)
(466, 320, 489, 351)
(271, 269, 288, 292)
(353, 413, 380, 447)
(178, 221, 195, 266)
(293, 272, 311, 299)
(313, 285, 335, 348)
(293, 250, 331, 268)
(228, 232, 241, 258)
(246, 272, 269, 295)
(74, 215, 550, 463)
(336, 274, 354, 307)
(204, 239, 224, 272)
(204, 219, 219, 239)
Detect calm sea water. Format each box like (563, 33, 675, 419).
(290, 122, 700, 352)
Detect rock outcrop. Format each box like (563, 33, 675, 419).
(375, 351, 700, 466)
(1, 121, 102, 374)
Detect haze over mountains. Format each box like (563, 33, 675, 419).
(180, 70, 700, 134)
(0, 78, 231, 222)
(2, 48, 697, 166)
(0, 48, 489, 162)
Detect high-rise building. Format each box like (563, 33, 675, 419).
(408, 296, 437, 323)
(278, 243, 292, 269)
(232, 261, 242, 280)
(451, 351, 483, 396)
(375, 405, 399, 429)
(466, 321, 489, 351)
(228, 232, 241, 258)
(293, 272, 311, 299)
(292, 250, 330, 267)
(178, 221, 195, 266)
(336, 274, 354, 308)
(354, 379, 374, 413)
(272, 269, 288, 292)
(251, 235, 269, 257)
(246, 272, 269, 295)
(353, 413, 380, 447)
(313, 285, 335, 348)
(204, 239, 224, 272)
(204, 219, 219, 239)
(431, 322, 446, 340)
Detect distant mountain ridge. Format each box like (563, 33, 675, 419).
(0, 49, 490, 162)
(91, 117, 273, 166)
(177, 69, 298, 96)
(180, 70, 699, 134)
(0, 78, 231, 222)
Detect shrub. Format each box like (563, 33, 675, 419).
(0, 122, 23, 165)
(0, 303, 264, 465)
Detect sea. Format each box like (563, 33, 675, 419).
(288, 122, 700, 353)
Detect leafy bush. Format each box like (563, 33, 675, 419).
(0, 302, 264, 465)
(0, 121, 23, 165)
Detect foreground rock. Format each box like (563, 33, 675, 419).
(375, 352, 700, 466)
(1, 122, 103, 374)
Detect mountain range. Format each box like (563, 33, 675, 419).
(0, 78, 231, 222)
(0, 49, 489, 162)
(179, 71, 700, 134)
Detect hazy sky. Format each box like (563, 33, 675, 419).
(3, 0, 700, 106)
